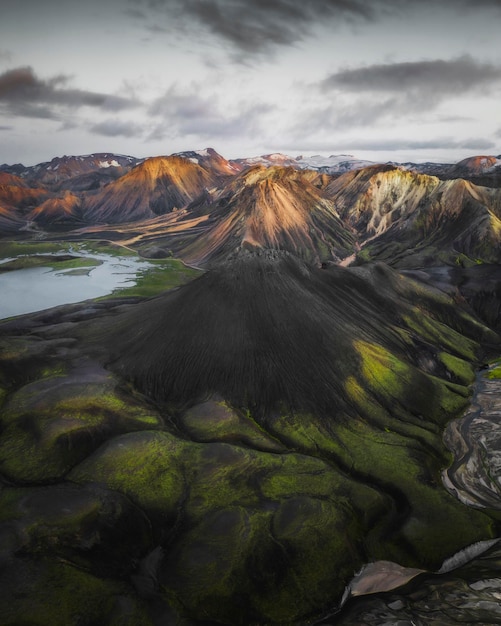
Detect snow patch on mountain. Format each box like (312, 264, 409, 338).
(99, 159, 121, 168)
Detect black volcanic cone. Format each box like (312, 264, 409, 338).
(89, 250, 492, 417)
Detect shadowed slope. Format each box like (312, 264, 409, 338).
(0, 204, 25, 233)
(28, 192, 82, 226)
(22, 153, 138, 190)
(95, 251, 497, 413)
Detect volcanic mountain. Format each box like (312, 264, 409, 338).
(81, 155, 220, 224)
(174, 147, 243, 177)
(16, 153, 138, 191)
(0, 172, 49, 209)
(0, 172, 49, 231)
(28, 192, 82, 227)
(107, 165, 357, 266)
(324, 165, 501, 267)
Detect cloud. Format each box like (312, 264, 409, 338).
(0, 49, 12, 63)
(0, 66, 139, 121)
(278, 137, 496, 154)
(128, 0, 501, 61)
(321, 55, 501, 95)
(149, 84, 274, 138)
(0, 125, 12, 131)
(89, 118, 144, 138)
(299, 56, 501, 131)
(129, 0, 382, 59)
(355, 138, 496, 151)
(123, 7, 147, 19)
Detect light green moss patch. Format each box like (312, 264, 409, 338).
(352, 339, 472, 427)
(485, 361, 501, 379)
(106, 258, 201, 298)
(439, 351, 476, 385)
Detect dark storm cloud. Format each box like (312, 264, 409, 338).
(149, 85, 273, 138)
(182, 0, 376, 54)
(129, 0, 501, 60)
(299, 56, 501, 132)
(321, 56, 501, 94)
(0, 67, 139, 121)
(129, 0, 386, 58)
(90, 119, 143, 138)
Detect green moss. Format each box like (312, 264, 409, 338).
(106, 258, 202, 298)
(0, 376, 163, 482)
(0, 240, 71, 257)
(0, 255, 102, 273)
(403, 309, 478, 361)
(163, 496, 364, 625)
(0, 558, 153, 626)
(331, 419, 496, 568)
(259, 453, 345, 501)
(179, 399, 284, 452)
(354, 339, 413, 397)
(39, 365, 67, 379)
(69, 431, 187, 523)
(256, 497, 363, 623)
(356, 247, 373, 263)
(439, 351, 476, 385)
(162, 507, 273, 624)
(485, 361, 501, 379)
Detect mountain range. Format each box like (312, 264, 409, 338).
(2, 147, 501, 268)
(2, 146, 501, 625)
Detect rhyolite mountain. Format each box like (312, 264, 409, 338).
(2, 148, 501, 625)
(135, 164, 357, 266)
(324, 164, 501, 268)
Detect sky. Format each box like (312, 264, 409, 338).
(0, 0, 500, 166)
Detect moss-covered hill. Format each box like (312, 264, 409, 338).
(1, 251, 500, 625)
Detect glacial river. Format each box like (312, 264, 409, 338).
(0, 250, 153, 319)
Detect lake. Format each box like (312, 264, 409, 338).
(0, 248, 154, 319)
